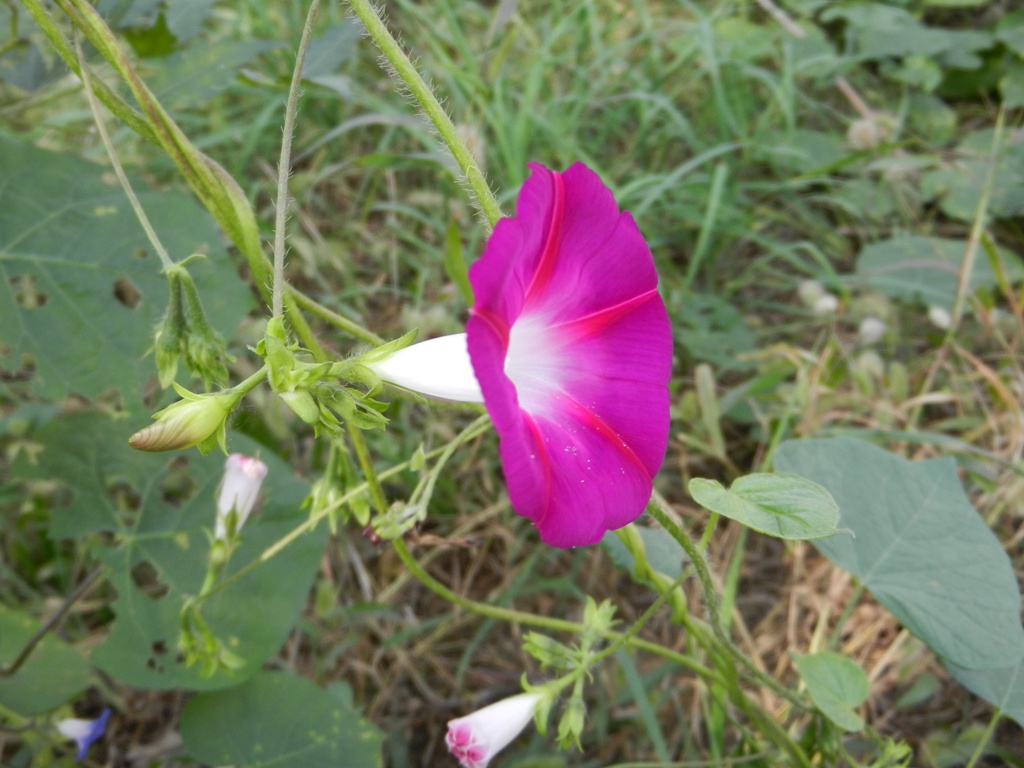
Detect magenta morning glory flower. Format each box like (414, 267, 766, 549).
(56, 708, 111, 761)
(369, 162, 672, 547)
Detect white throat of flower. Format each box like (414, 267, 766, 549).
(505, 314, 564, 416)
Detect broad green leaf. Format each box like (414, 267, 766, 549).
(96, 0, 162, 29)
(775, 437, 1024, 670)
(0, 136, 252, 406)
(755, 129, 845, 175)
(996, 12, 1024, 57)
(148, 40, 277, 108)
(945, 655, 1024, 728)
(920, 129, 1024, 222)
(822, 6, 990, 62)
(0, 605, 92, 715)
(0, 4, 64, 92)
(10, 411, 325, 690)
(180, 671, 383, 768)
(688, 473, 839, 540)
(855, 235, 1024, 311)
(162, 0, 218, 43)
(791, 652, 868, 732)
(302, 21, 361, 80)
(1000, 62, 1024, 109)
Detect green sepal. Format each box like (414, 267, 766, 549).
(152, 269, 187, 389)
(522, 632, 577, 672)
(179, 267, 231, 387)
(556, 681, 586, 750)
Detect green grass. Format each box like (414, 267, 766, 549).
(2, 0, 1024, 765)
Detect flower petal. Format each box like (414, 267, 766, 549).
(367, 333, 483, 403)
(468, 163, 671, 547)
(446, 693, 540, 768)
(57, 709, 111, 761)
(215, 454, 268, 540)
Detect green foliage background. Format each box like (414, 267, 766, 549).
(1, 0, 1023, 766)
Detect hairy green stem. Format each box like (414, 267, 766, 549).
(392, 537, 721, 684)
(229, 366, 270, 398)
(273, 0, 321, 320)
(571, 568, 690, 680)
(646, 494, 806, 708)
(346, 0, 503, 227)
(76, 36, 174, 271)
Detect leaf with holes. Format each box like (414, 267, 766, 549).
(10, 411, 325, 690)
(791, 652, 869, 732)
(0, 605, 93, 715)
(688, 473, 840, 540)
(180, 671, 383, 768)
(0, 136, 251, 406)
(775, 437, 1024, 670)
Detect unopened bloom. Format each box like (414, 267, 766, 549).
(215, 454, 268, 540)
(928, 305, 952, 330)
(57, 708, 111, 761)
(447, 693, 541, 768)
(370, 163, 672, 547)
(129, 383, 241, 453)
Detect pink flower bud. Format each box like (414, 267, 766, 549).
(215, 454, 268, 540)
(446, 692, 541, 768)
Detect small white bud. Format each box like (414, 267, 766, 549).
(215, 454, 268, 540)
(813, 293, 840, 315)
(927, 306, 952, 330)
(797, 279, 826, 307)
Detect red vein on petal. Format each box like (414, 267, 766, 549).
(549, 289, 659, 344)
(521, 412, 553, 525)
(523, 170, 565, 307)
(528, 387, 652, 531)
(470, 306, 510, 346)
(560, 391, 652, 479)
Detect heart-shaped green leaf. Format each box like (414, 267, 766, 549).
(775, 437, 1024, 670)
(792, 651, 869, 732)
(688, 473, 840, 540)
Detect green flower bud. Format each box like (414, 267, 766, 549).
(280, 389, 321, 426)
(180, 269, 231, 386)
(152, 271, 187, 389)
(129, 383, 241, 454)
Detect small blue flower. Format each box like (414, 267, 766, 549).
(56, 708, 111, 761)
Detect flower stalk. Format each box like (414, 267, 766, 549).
(345, 0, 502, 227)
